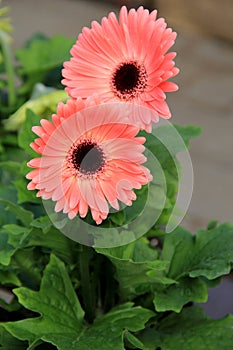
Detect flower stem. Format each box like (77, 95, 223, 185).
(0, 30, 16, 108)
(79, 245, 96, 323)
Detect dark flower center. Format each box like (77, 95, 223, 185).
(114, 63, 140, 94)
(112, 61, 147, 100)
(71, 141, 105, 175)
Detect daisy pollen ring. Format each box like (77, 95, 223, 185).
(26, 100, 152, 225)
(67, 139, 106, 177)
(111, 61, 147, 101)
(62, 6, 179, 131)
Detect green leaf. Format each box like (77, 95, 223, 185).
(96, 239, 175, 301)
(14, 177, 35, 204)
(174, 125, 202, 147)
(3, 255, 153, 350)
(0, 133, 18, 147)
(140, 125, 201, 229)
(207, 220, 218, 230)
(17, 109, 41, 156)
(153, 277, 208, 312)
(10, 247, 43, 289)
(73, 304, 154, 350)
(0, 161, 21, 174)
(152, 223, 233, 313)
(0, 212, 75, 275)
(29, 219, 78, 264)
(109, 209, 126, 226)
(142, 125, 201, 169)
(107, 185, 153, 229)
(0, 292, 21, 312)
(139, 306, 233, 350)
(16, 35, 75, 75)
(145, 124, 201, 230)
(133, 239, 160, 263)
(15, 35, 75, 94)
(30, 215, 56, 234)
(0, 146, 26, 165)
(162, 223, 233, 280)
(1, 199, 33, 226)
(0, 185, 17, 226)
(124, 185, 148, 223)
(0, 325, 27, 350)
(14, 172, 41, 204)
(124, 330, 144, 349)
(3, 254, 84, 349)
(4, 89, 68, 131)
(0, 270, 21, 286)
(0, 224, 30, 266)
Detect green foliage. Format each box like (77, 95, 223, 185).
(142, 124, 201, 167)
(18, 108, 43, 157)
(0, 270, 21, 286)
(16, 35, 74, 76)
(0, 160, 21, 174)
(29, 218, 79, 264)
(0, 325, 27, 350)
(3, 255, 153, 350)
(0, 224, 30, 266)
(4, 254, 85, 349)
(4, 88, 68, 131)
(96, 239, 175, 301)
(73, 304, 153, 350)
(152, 223, 233, 313)
(153, 277, 208, 312)
(0, 201, 78, 266)
(162, 223, 233, 280)
(139, 306, 233, 350)
(97, 223, 233, 315)
(16, 35, 75, 93)
(1, 32, 72, 119)
(174, 125, 202, 147)
(142, 124, 201, 228)
(1, 199, 34, 226)
(0, 185, 17, 226)
(14, 177, 41, 204)
(85, 124, 201, 237)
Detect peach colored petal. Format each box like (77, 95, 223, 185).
(26, 102, 152, 224)
(62, 6, 178, 131)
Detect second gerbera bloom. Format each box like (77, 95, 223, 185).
(62, 6, 179, 132)
(26, 100, 152, 224)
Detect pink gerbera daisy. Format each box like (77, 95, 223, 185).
(26, 99, 152, 224)
(62, 6, 179, 132)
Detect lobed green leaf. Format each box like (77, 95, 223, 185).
(3, 255, 153, 350)
(153, 277, 208, 313)
(139, 306, 233, 350)
(162, 223, 233, 280)
(0, 325, 27, 350)
(96, 239, 175, 301)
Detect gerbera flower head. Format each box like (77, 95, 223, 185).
(62, 6, 179, 132)
(26, 99, 152, 225)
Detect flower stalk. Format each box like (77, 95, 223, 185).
(79, 245, 96, 324)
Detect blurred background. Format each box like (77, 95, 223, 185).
(3, 0, 233, 319)
(5, 0, 233, 232)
